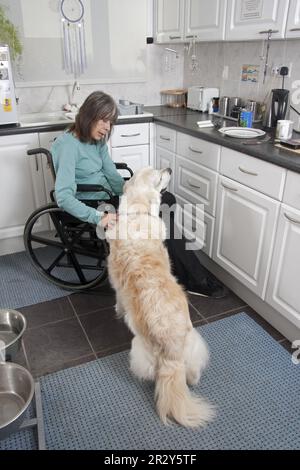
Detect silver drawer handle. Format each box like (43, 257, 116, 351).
(290, 28, 300, 32)
(189, 146, 203, 154)
(187, 179, 201, 189)
(185, 35, 197, 39)
(238, 166, 258, 176)
(221, 182, 238, 192)
(120, 133, 141, 138)
(160, 135, 171, 141)
(284, 213, 300, 225)
(259, 29, 279, 34)
(169, 35, 181, 39)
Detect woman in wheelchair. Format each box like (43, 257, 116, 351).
(25, 91, 227, 298)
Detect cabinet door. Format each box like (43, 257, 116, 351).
(111, 145, 149, 174)
(286, 0, 300, 37)
(225, 0, 290, 40)
(185, 0, 226, 41)
(154, 0, 185, 42)
(0, 133, 46, 244)
(176, 193, 215, 258)
(213, 176, 279, 298)
(266, 205, 300, 328)
(155, 146, 175, 193)
(39, 131, 63, 203)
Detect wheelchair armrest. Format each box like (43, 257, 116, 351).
(77, 184, 113, 199)
(115, 162, 134, 177)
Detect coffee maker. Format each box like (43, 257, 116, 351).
(264, 89, 289, 128)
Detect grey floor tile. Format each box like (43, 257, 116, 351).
(69, 291, 116, 316)
(188, 289, 247, 320)
(38, 354, 97, 377)
(23, 318, 93, 378)
(19, 297, 75, 329)
(79, 307, 133, 354)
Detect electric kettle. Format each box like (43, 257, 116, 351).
(264, 89, 290, 128)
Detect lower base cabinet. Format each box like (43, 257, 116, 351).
(212, 176, 280, 299)
(266, 205, 300, 328)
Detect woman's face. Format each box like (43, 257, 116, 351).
(90, 119, 111, 141)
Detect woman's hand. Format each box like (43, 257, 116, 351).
(100, 212, 118, 230)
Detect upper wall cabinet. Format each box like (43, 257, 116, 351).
(184, 0, 226, 41)
(154, 0, 226, 42)
(155, 0, 185, 42)
(286, 0, 300, 37)
(225, 0, 290, 40)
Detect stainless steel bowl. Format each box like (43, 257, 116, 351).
(0, 309, 27, 362)
(0, 362, 35, 440)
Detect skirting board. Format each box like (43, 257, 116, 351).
(196, 251, 300, 344)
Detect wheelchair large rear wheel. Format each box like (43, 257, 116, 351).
(24, 203, 109, 290)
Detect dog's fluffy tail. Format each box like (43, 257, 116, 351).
(155, 358, 215, 427)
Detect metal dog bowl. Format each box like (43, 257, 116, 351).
(0, 309, 27, 362)
(0, 362, 35, 440)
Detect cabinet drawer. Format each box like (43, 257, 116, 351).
(111, 123, 149, 147)
(283, 171, 300, 211)
(177, 132, 220, 170)
(156, 125, 176, 152)
(175, 193, 214, 258)
(111, 145, 149, 174)
(175, 155, 218, 216)
(220, 147, 286, 200)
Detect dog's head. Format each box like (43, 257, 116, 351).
(123, 167, 172, 199)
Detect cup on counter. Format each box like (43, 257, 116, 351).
(276, 120, 294, 140)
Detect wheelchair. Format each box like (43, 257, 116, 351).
(23, 148, 133, 291)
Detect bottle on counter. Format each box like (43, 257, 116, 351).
(238, 109, 254, 128)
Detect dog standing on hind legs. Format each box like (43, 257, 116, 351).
(106, 167, 215, 427)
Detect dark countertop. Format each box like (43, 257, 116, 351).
(1, 106, 300, 174)
(146, 106, 300, 174)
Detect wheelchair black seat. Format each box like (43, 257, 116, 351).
(23, 148, 133, 291)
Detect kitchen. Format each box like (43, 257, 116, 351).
(0, 0, 300, 452)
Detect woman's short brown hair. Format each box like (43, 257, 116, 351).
(69, 91, 118, 143)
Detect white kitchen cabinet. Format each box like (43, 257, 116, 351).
(155, 146, 175, 193)
(213, 176, 280, 298)
(185, 0, 227, 41)
(266, 205, 300, 328)
(225, 0, 290, 40)
(0, 133, 47, 255)
(154, 0, 227, 42)
(110, 123, 150, 175)
(286, 0, 300, 38)
(154, 0, 185, 42)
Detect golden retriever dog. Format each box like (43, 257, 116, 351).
(106, 167, 215, 427)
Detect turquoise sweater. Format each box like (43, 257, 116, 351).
(51, 132, 124, 225)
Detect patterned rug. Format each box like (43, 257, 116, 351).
(0, 249, 75, 309)
(1, 313, 299, 450)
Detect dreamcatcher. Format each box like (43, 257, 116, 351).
(60, 0, 87, 78)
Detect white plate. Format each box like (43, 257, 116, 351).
(218, 127, 266, 139)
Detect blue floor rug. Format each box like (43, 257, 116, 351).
(0, 250, 73, 309)
(1, 313, 299, 450)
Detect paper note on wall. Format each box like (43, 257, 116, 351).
(240, 0, 263, 20)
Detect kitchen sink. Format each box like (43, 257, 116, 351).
(19, 112, 73, 127)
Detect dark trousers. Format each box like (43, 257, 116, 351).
(87, 192, 208, 289)
(160, 192, 208, 288)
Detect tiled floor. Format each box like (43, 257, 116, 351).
(13, 283, 292, 378)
